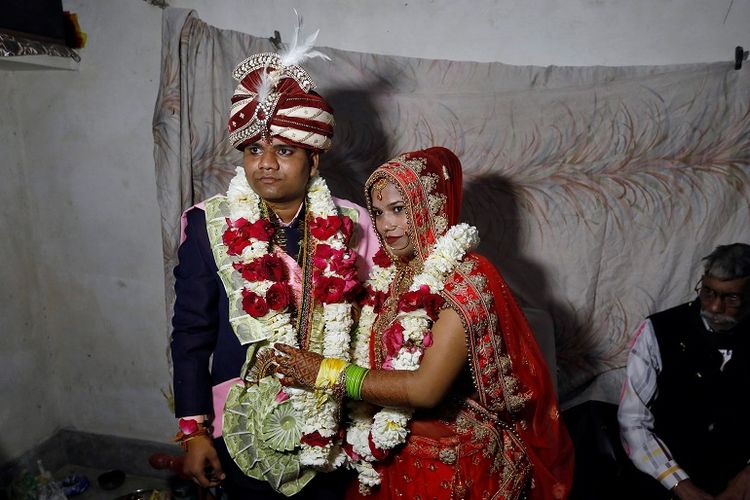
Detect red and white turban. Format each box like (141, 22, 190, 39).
(228, 52, 335, 153)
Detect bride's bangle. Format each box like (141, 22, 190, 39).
(344, 364, 369, 400)
(315, 357, 349, 392)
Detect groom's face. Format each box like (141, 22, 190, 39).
(243, 138, 319, 207)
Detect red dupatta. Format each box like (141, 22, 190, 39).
(478, 255, 574, 499)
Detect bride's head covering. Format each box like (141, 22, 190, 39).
(365, 146, 464, 263)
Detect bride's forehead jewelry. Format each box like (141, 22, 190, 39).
(372, 177, 390, 201)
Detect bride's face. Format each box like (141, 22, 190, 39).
(370, 181, 415, 259)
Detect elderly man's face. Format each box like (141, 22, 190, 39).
(698, 275, 750, 331)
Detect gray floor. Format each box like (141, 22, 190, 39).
(55, 465, 170, 500)
(1, 430, 202, 500)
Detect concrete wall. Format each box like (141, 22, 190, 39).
(1, 0, 168, 462)
(191, 0, 748, 66)
(1, 0, 747, 461)
(0, 73, 56, 463)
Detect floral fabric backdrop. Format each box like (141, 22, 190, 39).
(153, 8, 750, 406)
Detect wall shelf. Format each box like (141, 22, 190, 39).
(0, 54, 79, 71)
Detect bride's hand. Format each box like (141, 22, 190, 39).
(274, 343, 323, 390)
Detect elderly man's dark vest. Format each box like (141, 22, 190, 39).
(649, 300, 750, 493)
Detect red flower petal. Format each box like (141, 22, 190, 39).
(367, 433, 390, 460)
(301, 430, 333, 447)
(373, 249, 392, 268)
(178, 418, 199, 435)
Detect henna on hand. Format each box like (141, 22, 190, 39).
(274, 343, 324, 390)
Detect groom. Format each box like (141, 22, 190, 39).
(170, 46, 377, 498)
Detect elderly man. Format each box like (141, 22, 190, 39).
(619, 243, 750, 499)
(170, 42, 377, 498)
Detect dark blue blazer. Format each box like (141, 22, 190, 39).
(171, 208, 247, 417)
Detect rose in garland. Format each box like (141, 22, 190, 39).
(313, 276, 347, 304)
(241, 289, 270, 318)
(223, 217, 274, 255)
(372, 248, 392, 268)
(233, 254, 286, 282)
(399, 285, 444, 321)
(266, 282, 292, 311)
(309, 215, 344, 240)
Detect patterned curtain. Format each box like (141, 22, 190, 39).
(153, 8, 750, 406)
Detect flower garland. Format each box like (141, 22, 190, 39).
(345, 223, 479, 488)
(222, 166, 359, 468)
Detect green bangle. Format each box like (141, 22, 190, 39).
(344, 364, 369, 400)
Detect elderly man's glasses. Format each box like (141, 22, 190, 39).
(694, 281, 744, 308)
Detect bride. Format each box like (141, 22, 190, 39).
(275, 147, 574, 499)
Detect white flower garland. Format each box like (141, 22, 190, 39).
(346, 223, 479, 487)
(224, 166, 353, 468)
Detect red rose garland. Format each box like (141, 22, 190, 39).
(220, 169, 360, 468)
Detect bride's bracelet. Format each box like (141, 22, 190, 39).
(314, 358, 369, 401)
(343, 364, 369, 401)
(315, 358, 349, 391)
